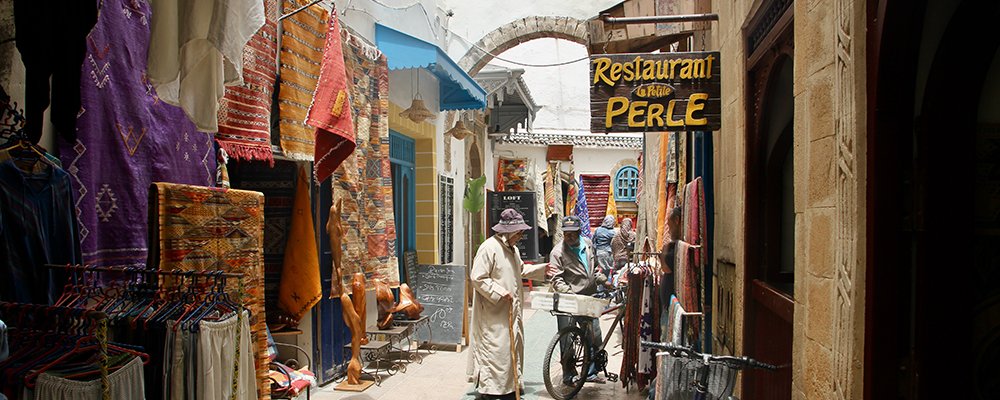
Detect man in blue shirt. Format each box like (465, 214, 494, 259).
(549, 216, 608, 384)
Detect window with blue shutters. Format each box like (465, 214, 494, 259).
(614, 166, 639, 202)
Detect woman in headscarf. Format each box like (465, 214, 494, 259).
(611, 217, 637, 276)
(593, 215, 617, 276)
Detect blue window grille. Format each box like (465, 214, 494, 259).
(614, 166, 639, 202)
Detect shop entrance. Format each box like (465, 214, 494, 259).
(390, 131, 416, 282)
(743, 4, 794, 398)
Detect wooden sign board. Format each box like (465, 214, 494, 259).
(590, 51, 721, 133)
(412, 264, 467, 346)
(486, 191, 540, 261)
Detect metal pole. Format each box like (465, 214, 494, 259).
(600, 13, 719, 24)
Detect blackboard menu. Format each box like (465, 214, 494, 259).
(439, 176, 454, 264)
(413, 264, 467, 345)
(403, 250, 418, 286)
(486, 191, 539, 261)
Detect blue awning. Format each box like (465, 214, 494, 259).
(375, 24, 486, 111)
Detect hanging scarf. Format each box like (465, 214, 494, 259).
(574, 176, 592, 239)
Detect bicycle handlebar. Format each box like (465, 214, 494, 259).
(640, 341, 778, 371)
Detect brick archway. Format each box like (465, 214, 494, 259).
(458, 16, 590, 76)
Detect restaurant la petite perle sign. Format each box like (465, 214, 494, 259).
(590, 51, 721, 133)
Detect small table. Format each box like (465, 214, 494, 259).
(341, 340, 393, 386)
(392, 315, 433, 357)
(366, 324, 414, 367)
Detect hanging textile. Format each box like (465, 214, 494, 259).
(0, 160, 80, 304)
(574, 176, 592, 239)
(606, 183, 618, 222)
(547, 162, 564, 244)
(531, 161, 548, 234)
(331, 31, 399, 288)
(580, 174, 611, 228)
(147, 0, 265, 132)
(307, 8, 356, 183)
(677, 133, 688, 187)
(635, 133, 660, 248)
(148, 183, 270, 399)
(565, 178, 578, 217)
(496, 157, 528, 192)
(635, 154, 644, 207)
(656, 135, 671, 249)
(278, 0, 329, 160)
(667, 132, 679, 183)
(665, 183, 678, 241)
(12, 0, 97, 143)
(675, 240, 700, 344)
(228, 161, 297, 323)
(63, 0, 218, 270)
(620, 261, 660, 390)
(278, 167, 322, 323)
(216, 0, 279, 163)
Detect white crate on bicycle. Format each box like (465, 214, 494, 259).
(531, 291, 610, 318)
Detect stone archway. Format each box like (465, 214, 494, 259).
(457, 16, 591, 76)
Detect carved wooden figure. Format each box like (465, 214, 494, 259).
(391, 283, 424, 319)
(329, 199, 373, 390)
(374, 278, 395, 330)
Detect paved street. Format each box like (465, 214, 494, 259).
(311, 290, 648, 400)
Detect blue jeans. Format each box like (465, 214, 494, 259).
(557, 315, 603, 380)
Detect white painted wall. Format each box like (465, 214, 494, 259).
(440, 0, 619, 60)
(487, 40, 592, 133)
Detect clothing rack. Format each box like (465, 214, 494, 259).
(0, 302, 112, 397)
(43, 264, 245, 279)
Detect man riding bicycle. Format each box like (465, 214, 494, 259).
(548, 216, 611, 385)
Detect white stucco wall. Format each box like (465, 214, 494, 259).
(487, 40, 592, 132)
(440, 0, 619, 60)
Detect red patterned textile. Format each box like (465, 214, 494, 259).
(580, 174, 611, 227)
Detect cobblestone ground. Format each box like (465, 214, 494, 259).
(311, 289, 649, 400)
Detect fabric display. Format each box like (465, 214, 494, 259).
(147, 0, 265, 132)
(620, 260, 661, 390)
(565, 177, 577, 217)
(635, 133, 659, 247)
(278, 0, 329, 161)
(12, 0, 97, 143)
(168, 312, 257, 400)
(63, 0, 218, 270)
(0, 304, 150, 400)
(0, 156, 80, 304)
(228, 160, 298, 324)
(496, 157, 528, 192)
(656, 135, 671, 249)
(330, 31, 400, 288)
(667, 132, 679, 183)
(573, 176, 592, 239)
(277, 167, 322, 323)
(580, 174, 611, 228)
(605, 182, 618, 221)
(545, 162, 564, 244)
(148, 183, 270, 399)
(306, 8, 356, 183)
(216, 0, 280, 163)
(531, 161, 548, 234)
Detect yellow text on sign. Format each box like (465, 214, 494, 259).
(604, 93, 709, 128)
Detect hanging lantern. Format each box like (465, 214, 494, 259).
(400, 98, 435, 123)
(399, 69, 436, 123)
(446, 120, 472, 140)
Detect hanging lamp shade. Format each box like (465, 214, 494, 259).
(446, 120, 472, 140)
(399, 98, 435, 123)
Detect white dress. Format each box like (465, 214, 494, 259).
(467, 235, 547, 395)
(147, 0, 265, 132)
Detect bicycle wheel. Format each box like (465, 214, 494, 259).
(543, 326, 589, 400)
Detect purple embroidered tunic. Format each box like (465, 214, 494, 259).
(61, 0, 217, 269)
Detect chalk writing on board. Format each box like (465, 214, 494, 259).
(412, 264, 467, 345)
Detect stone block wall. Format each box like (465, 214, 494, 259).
(710, 0, 867, 398)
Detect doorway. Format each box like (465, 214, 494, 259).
(743, 7, 794, 399)
(390, 131, 416, 282)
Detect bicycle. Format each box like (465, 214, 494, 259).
(640, 341, 777, 400)
(541, 285, 627, 400)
